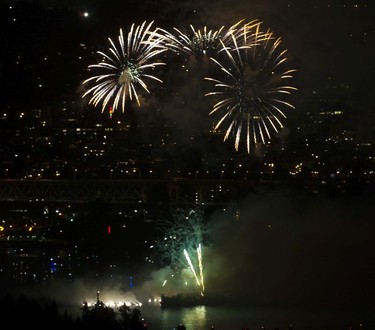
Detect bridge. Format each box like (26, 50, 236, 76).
(0, 178, 265, 204)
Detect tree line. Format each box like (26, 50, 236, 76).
(0, 293, 148, 330)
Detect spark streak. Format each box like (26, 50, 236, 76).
(197, 244, 205, 294)
(184, 249, 201, 287)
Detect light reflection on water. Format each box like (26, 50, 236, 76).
(61, 302, 374, 330)
(180, 305, 207, 329)
(148, 305, 209, 330)
(140, 304, 374, 330)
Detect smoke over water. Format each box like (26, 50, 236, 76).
(144, 187, 375, 309)
(4, 187, 375, 314)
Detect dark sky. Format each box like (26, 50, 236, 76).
(3, 0, 374, 94)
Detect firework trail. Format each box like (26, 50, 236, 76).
(197, 243, 205, 293)
(184, 247, 205, 296)
(82, 21, 167, 113)
(184, 249, 201, 287)
(205, 21, 297, 154)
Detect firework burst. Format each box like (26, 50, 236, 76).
(160, 24, 225, 57)
(205, 22, 297, 154)
(156, 208, 208, 295)
(82, 21, 167, 113)
(158, 19, 257, 58)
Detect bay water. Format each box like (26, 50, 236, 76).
(140, 304, 373, 330)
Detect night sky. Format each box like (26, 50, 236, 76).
(1, 0, 375, 314)
(2, 0, 374, 151)
(2, 0, 374, 112)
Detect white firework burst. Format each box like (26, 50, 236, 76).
(205, 22, 297, 154)
(158, 19, 260, 58)
(82, 21, 167, 112)
(161, 24, 225, 57)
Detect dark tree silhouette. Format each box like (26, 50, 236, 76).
(0, 292, 148, 329)
(81, 299, 120, 330)
(118, 304, 148, 330)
